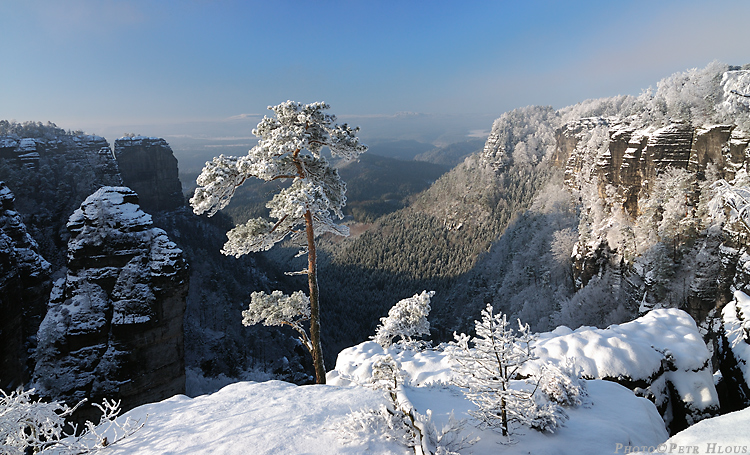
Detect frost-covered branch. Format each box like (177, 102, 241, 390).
(711, 179, 750, 233)
(0, 388, 143, 454)
(242, 290, 312, 351)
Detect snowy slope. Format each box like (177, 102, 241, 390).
(71, 377, 666, 455)
(664, 407, 750, 453)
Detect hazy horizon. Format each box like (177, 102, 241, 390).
(3, 0, 750, 156)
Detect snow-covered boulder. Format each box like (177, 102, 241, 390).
(33, 187, 188, 417)
(522, 309, 719, 434)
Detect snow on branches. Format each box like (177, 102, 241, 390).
(190, 100, 366, 256)
(242, 290, 312, 351)
(0, 387, 143, 454)
(711, 179, 750, 233)
(190, 100, 366, 383)
(373, 291, 434, 348)
(339, 355, 476, 455)
(450, 304, 577, 438)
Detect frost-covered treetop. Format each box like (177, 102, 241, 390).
(252, 101, 367, 161)
(373, 290, 434, 348)
(190, 101, 367, 257)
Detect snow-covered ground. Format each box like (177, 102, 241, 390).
(47, 308, 745, 454)
(80, 378, 666, 455)
(664, 407, 750, 454)
(80, 339, 668, 455)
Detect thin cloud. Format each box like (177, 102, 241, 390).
(224, 114, 263, 121)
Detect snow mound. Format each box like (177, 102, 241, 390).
(328, 341, 456, 386)
(664, 407, 750, 453)
(524, 309, 718, 432)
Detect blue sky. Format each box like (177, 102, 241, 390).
(2, 0, 750, 145)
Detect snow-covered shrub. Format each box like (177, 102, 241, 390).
(451, 304, 568, 438)
(373, 291, 434, 348)
(415, 410, 478, 455)
(0, 387, 143, 454)
(536, 360, 588, 407)
(368, 355, 406, 397)
(338, 404, 419, 450)
(1, 388, 72, 453)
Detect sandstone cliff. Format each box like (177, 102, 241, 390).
(115, 137, 184, 213)
(33, 187, 188, 413)
(0, 133, 122, 269)
(0, 182, 51, 390)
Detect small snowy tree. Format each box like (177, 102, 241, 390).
(450, 304, 567, 438)
(373, 291, 434, 348)
(340, 355, 476, 455)
(191, 101, 367, 383)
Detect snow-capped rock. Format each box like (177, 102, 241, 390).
(663, 406, 750, 453)
(522, 309, 719, 434)
(717, 290, 750, 411)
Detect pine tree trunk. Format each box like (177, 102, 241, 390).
(501, 395, 508, 437)
(305, 209, 326, 384)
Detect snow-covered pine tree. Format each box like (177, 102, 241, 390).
(190, 101, 367, 384)
(373, 290, 434, 348)
(451, 304, 566, 438)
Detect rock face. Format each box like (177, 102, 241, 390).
(717, 291, 750, 412)
(33, 187, 188, 413)
(0, 134, 122, 270)
(558, 120, 750, 217)
(115, 137, 184, 213)
(556, 117, 750, 324)
(0, 183, 51, 390)
(0, 134, 119, 177)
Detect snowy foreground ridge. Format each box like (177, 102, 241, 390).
(83, 376, 665, 455)
(72, 308, 749, 454)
